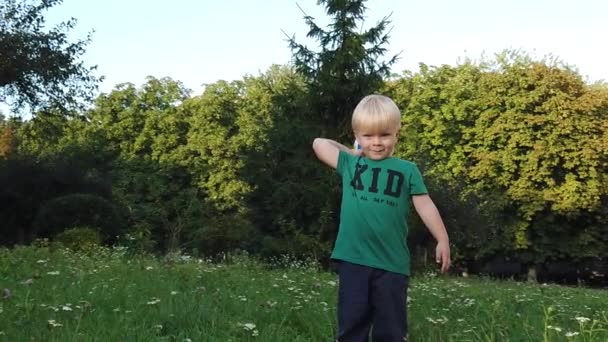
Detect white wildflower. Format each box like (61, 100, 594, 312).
(146, 298, 161, 305)
(238, 322, 257, 330)
(47, 319, 63, 327)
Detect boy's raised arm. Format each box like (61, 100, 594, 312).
(412, 194, 451, 273)
(312, 138, 359, 169)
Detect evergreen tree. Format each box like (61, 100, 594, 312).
(286, 0, 398, 140)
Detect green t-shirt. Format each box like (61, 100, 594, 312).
(331, 151, 428, 275)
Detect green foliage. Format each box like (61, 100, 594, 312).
(0, 0, 100, 113)
(2, 0, 606, 274)
(258, 216, 331, 259)
(0, 157, 48, 244)
(187, 211, 257, 256)
(471, 54, 606, 216)
(110, 158, 203, 253)
(470, 55, 608, 260)
(287, 0, 398, 140)
(79, 78, 201, 253)
(0, 152, 112, 245)
(183, 79, 250, 211)
(33, 193, 123, 241)
(86, 77, 191, 160)
(53, 226, 101, 252)
(119, 222, 156, 255)
(388, 51, 608, 265)
(236, 66, 334, 255)
(6, 49, 608, 270)
(15, 110, 69, 156)
(266, 0, 401, 260)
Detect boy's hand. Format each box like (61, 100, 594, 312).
(312, 138, 364, 169)
(412, 195, 451, 273)
(436, 240, 451, 273)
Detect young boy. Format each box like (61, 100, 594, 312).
(312, 94, 451, 342)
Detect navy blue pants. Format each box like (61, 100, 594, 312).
(337, 261, 409, 342)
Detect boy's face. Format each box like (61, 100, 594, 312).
(354, 128, 399, 160)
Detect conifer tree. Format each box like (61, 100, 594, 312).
(287, 0, 398, 140)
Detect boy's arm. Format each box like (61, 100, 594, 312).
(312, 138, 360, 169)
(412, 194, 451, 273)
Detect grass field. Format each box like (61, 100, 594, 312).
(0, 246, 606, 341)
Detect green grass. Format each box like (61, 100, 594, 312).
(0, 246, 606, 341)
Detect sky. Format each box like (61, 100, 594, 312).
(5, 0, 608, 112)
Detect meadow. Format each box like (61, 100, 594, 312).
(0, 246, 606, 341)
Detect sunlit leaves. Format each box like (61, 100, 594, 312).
(388, 51, 608, 261)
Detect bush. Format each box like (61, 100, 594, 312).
(53, 226, 101, 253)
(33, 193, 125, 241)
(118, 222, 157, 256)
(186, 213, 257, 256)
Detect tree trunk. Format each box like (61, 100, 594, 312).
(527, 265, 538, 282)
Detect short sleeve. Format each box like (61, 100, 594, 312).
(336, 150, 354, 176)
(409, 164, 428, 195)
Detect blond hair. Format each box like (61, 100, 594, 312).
(351, 95, 401, 133)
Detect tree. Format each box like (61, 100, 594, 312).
(85, 77, 198, 252)
(286, 0, 398, 140)
(269, 0, 400, 259)
(86, 77, 191, 160)
(236, 66, 332, 256)
(0, 0, 101, 113)
(183, 80, 250, 211)
(469, 54, 608, 263)
(385, 62, 513, 265)
(0, 112, 17, 159)
(0, 114, 21, 158)
(388, 52, 608, 270)
(14, 109, 69, 156)
(0, 126, 15, 158)
(0, 153, 114, 245)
